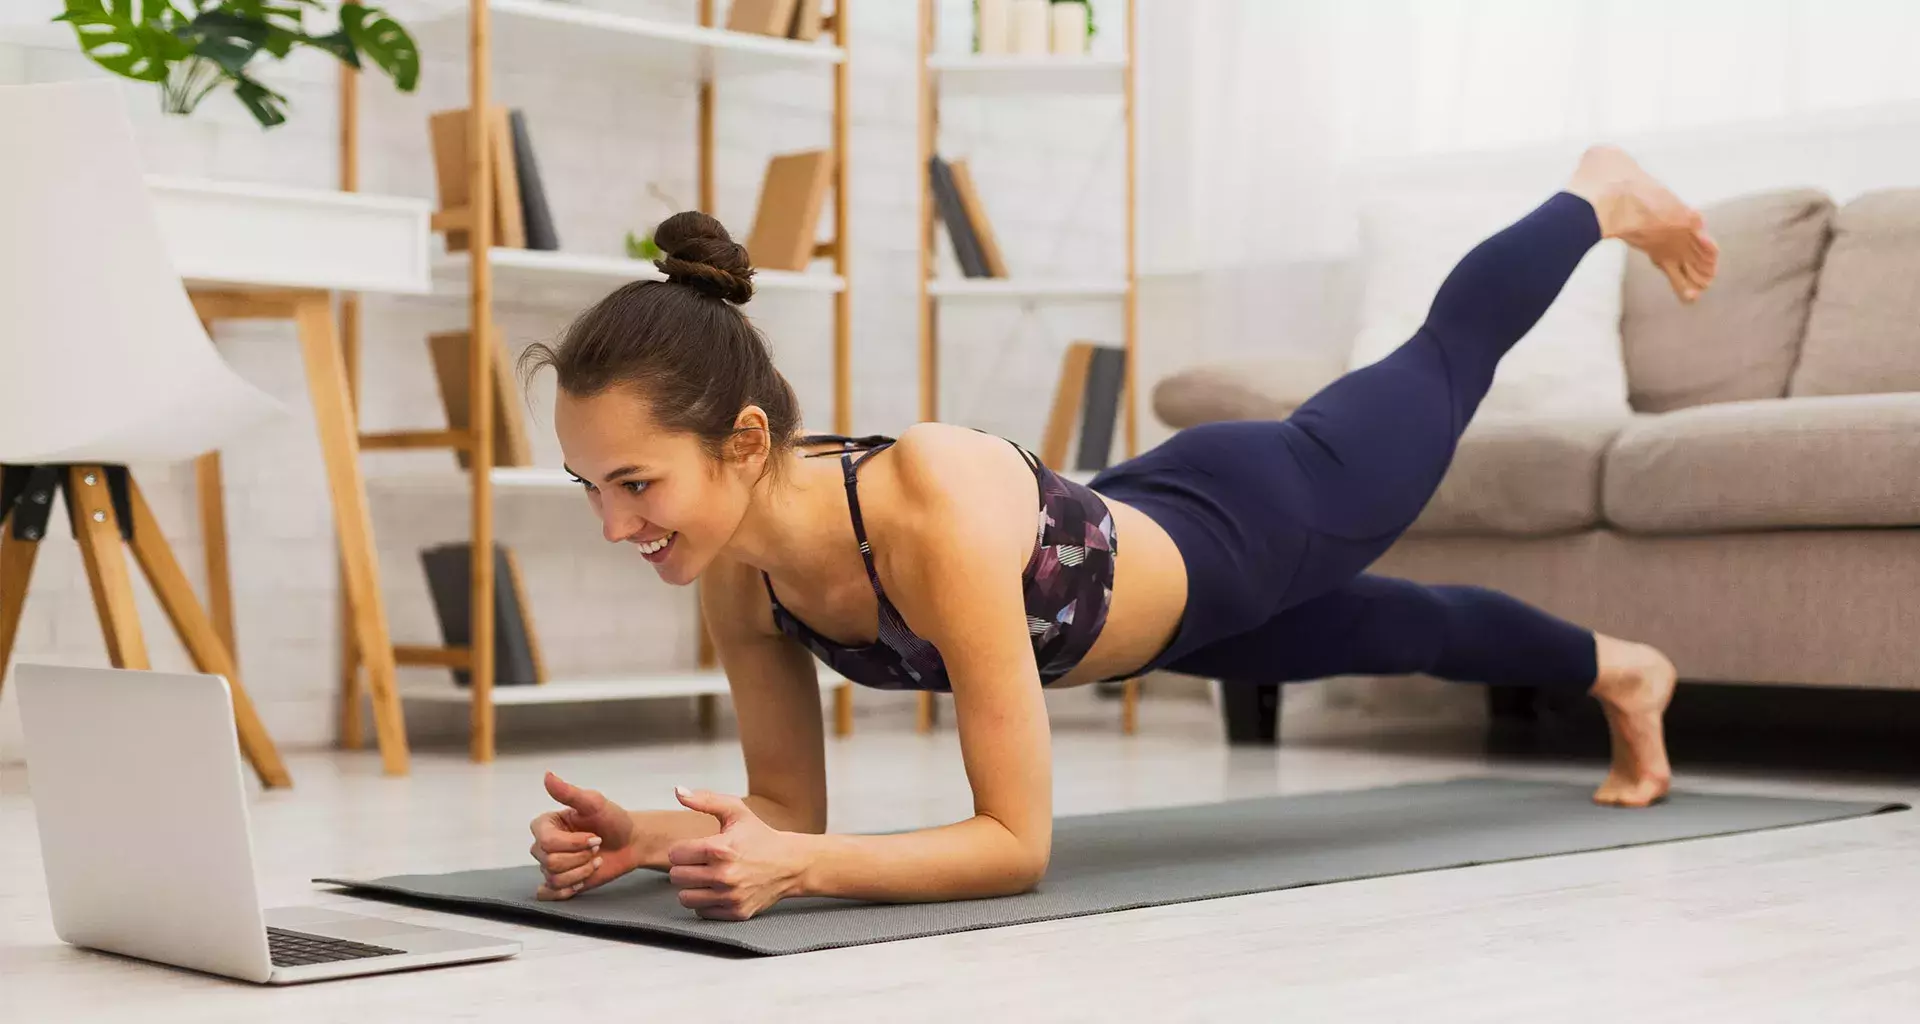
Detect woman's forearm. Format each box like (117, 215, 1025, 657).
(631, 795, 812, 868)
(797, 815, 1045, 903)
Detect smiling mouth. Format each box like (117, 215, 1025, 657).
(635, 532, 677, 559)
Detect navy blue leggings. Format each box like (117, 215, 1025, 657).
(1091, 191, 1602, 689)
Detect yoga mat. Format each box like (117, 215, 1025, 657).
(319, 778, 1904, 956)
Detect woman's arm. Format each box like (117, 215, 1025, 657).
(616, 556, 831, 869)
(795, 429, 1055, 902)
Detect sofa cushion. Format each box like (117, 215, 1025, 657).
(1621, 189, 1833, 413)
(1152, 352, 1348, 429)
(1406, 415, 1630, 537)
(1603, 394, 1920, 533)
(1789, 189, 1920, 397)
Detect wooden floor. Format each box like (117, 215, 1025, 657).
(4, 692, 1917, 1022)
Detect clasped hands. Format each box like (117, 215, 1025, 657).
(528, 772, 811, 921)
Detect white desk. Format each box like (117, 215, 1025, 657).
(158, 177, 431, 778)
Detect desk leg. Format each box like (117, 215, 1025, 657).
(127, 477, 291, 788)
(293, 296, 409, 776)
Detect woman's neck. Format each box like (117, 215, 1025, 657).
(723, 447, 856, 581)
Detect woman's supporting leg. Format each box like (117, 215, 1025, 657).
(1167, 574, 1675, 807)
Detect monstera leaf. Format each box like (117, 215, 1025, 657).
(55, 0, 418, 128)
(341, 3, 418, 91)
(56, 0, 192, 82)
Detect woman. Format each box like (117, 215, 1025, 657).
(524, 145, 1719, 921)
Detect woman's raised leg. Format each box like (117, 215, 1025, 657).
(1166, 574, 1676, 807)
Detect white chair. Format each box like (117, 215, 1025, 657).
(0, 80, 291, 787)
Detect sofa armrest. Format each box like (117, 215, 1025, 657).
(1152, 352, 1349, 429)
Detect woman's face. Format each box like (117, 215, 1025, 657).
(553, 387, 762, 586)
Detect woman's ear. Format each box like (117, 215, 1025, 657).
(729, 405, 772, 466)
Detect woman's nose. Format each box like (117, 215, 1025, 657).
(601, 506, 641, 544)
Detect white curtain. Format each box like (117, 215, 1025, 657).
(1140, 0, 1920, 370)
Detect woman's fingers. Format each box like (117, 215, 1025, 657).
(531, 815, 603, 853)
(537, 846, 597, 875)
(544, 855, 603, 891)
(668, 864, 731, 890)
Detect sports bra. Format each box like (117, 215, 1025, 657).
(763, 433, 1117, 692)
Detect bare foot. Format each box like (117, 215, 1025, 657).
(1587, 633, 1676, 808)
(1565, 145, 1719, 303)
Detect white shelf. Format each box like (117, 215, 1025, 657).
(433, 248, 844, 307)
(929, 278, 1129, 300)
(929, 54, 1128, 96)
(149, 176, 431, 295)
(418, 0, 843, 77)
(400, 669, 848, 706)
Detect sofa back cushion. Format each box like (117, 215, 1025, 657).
(1621, 189, 1833, 413)
(1788, 189, 1920, 397)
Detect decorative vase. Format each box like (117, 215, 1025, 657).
(976, 0, 1010, 54)
(1050, 1, 1088, 56)
(1009, 0, 1049, 55)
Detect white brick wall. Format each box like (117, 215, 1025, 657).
(0, 0, 1145, 762)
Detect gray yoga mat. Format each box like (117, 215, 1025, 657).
(318, 778, 1903, 956)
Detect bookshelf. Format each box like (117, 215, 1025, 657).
(342, 0, 857, 767)
(916, 0, 1141, 735)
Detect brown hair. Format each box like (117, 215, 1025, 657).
(520, 211, 802, 471)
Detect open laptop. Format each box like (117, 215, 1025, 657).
(15, 663, 521, 984)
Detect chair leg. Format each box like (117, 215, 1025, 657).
(292, 294, 409, 775)
(0, 514, 42, 696)
(195, 451, 238, 654)
(125, 476, 292, 789)
(1122, 679, 1140, 735)
(68, 466, 151, 670)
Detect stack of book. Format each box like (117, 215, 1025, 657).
(726, 0, 828, 41)
(429, 106, 559, 253)
(928, 154, 1007, 279)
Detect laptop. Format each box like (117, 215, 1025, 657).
(15, 663, 521, 984)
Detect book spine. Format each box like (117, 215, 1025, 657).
(510, 110, 560, 252)
(930, 156, 989, 278)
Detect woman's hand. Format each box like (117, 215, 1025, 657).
(530, 772, 646, 900)
(667, 787, 813, 921)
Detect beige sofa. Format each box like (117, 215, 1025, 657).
(1153, 188, 1920, 725)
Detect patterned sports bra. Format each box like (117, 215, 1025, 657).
(763, 433, 1117, 692)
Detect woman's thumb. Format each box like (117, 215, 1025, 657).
(675, 786, 746, 826)
(545, 771, 596, 811)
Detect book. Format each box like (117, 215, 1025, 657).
(946, 159, 1008, 277)
(1041, 342, 1098, 469)
(429, 106, 525, 251)
(508, 110, 560, 251)
(1075, 345, 1127, 471)
(726, 0, 800, 36)
(427, 330, 533, 471)
(929, 155, 989, 278)
(420, 543, 544, 687)
(788, 0, 824, 41)
(745, 149, 835, 272)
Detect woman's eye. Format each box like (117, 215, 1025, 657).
(567, 474, 593, 492)
(622, 480, 649, 496)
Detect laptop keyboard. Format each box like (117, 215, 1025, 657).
(267, 926, 406, 967)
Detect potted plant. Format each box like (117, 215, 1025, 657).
(55, 1, 419, 127)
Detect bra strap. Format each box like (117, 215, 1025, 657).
(839, 451, 888, 599)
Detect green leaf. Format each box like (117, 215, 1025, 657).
(626, 232, 663, 262)
(341, 4, 418, 92)
(302, 27, 359, 67)
(230, 72, 287, 127)
(57, 0, 186, 82)
(182, 9, 267, 75)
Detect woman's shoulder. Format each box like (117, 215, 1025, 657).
(863, 423, 1037, 566)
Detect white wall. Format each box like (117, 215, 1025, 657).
(0, 0, 1138, 761)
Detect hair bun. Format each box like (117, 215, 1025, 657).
(652, 210, 755, 304)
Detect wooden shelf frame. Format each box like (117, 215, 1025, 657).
(916, 0, 1141, 735)
(334, 1, 858, 767)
